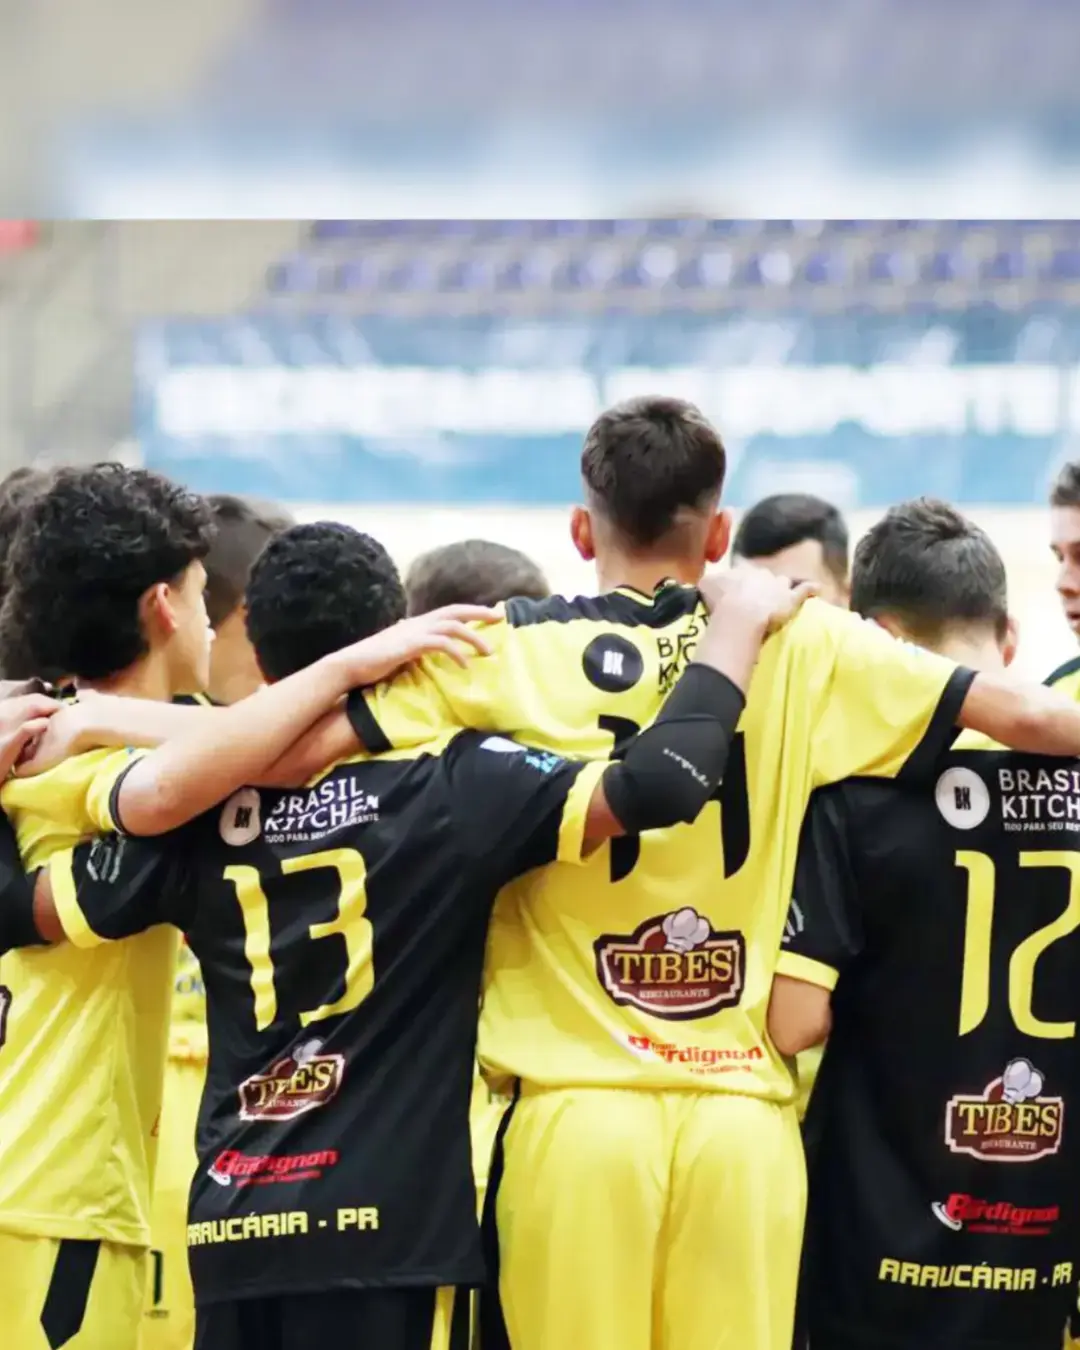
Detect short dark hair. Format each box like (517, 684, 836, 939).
(245, 522, 407, 681)
(581, 396, 726, 548)
(851, 497, 1008, 643)
(405, 539, 549, 615)
(1050, 462, 1080, 509)
(0, 463, 213, 680)
(732, 493, 849, 580)
(204, 493, 295, 628)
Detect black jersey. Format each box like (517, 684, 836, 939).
(55, 731, 602, 1305)
(782, 736, 1080, 1350)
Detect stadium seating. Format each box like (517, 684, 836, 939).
(264, 221, 1080, 310)
(205, 0, 1080, 125)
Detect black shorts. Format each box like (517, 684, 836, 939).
(195, 1286, 472, 1350)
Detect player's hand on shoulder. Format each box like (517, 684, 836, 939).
(0, 691, 60, 779)
(339, 604, 501, 684)
(9, 696, 92, 777)
(699, 565, 818, 635)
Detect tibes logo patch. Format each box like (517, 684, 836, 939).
(945, 1059, 1064, 1163)
(594, 908, 745, 1022)
(239, 1040, 344, 1121)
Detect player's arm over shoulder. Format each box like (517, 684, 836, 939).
(259, 615, 531, 783)
(349, 612, 524, 751)
(793, 602, 973, 785)
(801, 601, 1080, 780)
(449, 660, 748, 876)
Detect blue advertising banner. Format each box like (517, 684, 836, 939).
(136, 310, 1080, 506)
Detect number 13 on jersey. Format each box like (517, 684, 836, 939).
(225, 848, 374, 1030)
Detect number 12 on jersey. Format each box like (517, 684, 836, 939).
(955, 850, 1080, 1041)
(225, 847, 374, 1031)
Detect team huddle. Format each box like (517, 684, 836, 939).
(4, 398, 1080, 1350)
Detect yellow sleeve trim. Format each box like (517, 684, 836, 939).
(48, 847, 103, 949)
(556, 761, 610, 864)
(776, 951, 840, 991)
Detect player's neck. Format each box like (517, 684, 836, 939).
(594, 554, 703, 596)
(76, 653, 175, 702)
(209, 665, 263, 706)
(923, 634, 1004, 674)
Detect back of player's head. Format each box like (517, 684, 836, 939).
(732, 493, 849, 583)
(1050, 461, 1080, 509)
(204, 493, 295, 628)
(852, 497, 1008, 644)
(0, 463, 213, 681)
(246, 521, 407, 681)
(405, 539, 549, 614)
(580, 396, 726, 549)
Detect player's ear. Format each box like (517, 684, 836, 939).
(570, 506, 595, 562)
(141, 582, 178, 638)
(704, 508, 731, 565)
(1001, 615, 1020, 667)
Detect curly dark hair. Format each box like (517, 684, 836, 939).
(0, 468, 54, 678)
(0, 463, 213, 680)
(246, 522, 406, 681)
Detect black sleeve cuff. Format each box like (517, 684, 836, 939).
(346, 689, 392, 754)
(107, 757, 144, 837)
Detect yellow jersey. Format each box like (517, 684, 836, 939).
(1045, 654, 1080, 700)
(353, 584, 972, 1100)
(0, 749, 177, 1247)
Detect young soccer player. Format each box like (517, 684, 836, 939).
(0, 472, 485, 1350)
(732, 492, 850, 607)
(146, 493, 293, 1350)
(405, 540, 549, 614)
(269, 398, 1080, 1350)
(0, 464, 216, 1350)
(9, 522, 803, 1350)
(771, 498, 1080, 1350)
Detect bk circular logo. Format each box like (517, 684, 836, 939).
(582, 634, 644, 693)
(935, 766, 990, 830)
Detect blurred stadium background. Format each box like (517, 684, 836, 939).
(0, 218, 1077, 677)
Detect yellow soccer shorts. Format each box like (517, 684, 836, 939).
(494, 1087, 806, 1350)
(140, 1058, 203, 1350)
(0, 1231, 146, 1350)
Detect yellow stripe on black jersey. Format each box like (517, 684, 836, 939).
(350, 583, 972, 1101)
